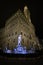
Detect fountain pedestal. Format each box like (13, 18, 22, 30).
(14, 45, 27, 54)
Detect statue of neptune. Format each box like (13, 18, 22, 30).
(18, 35, 22, 46)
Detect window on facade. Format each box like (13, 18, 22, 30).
(22, 39, 24, 43)
(32, 42, 34, 44)
(24, 33, 26, 36)
(15, 32, 17, 35)
(13, 39, 15, 42)
(21, 32, 22, 35)
(7, 43, 9, 46)
(7, 43, 9, 49)
(29, 35, 32, 39)
(9, 34, 10, 37)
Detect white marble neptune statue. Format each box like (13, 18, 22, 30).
(18, 35, 22, 45)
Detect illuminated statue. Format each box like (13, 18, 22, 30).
(18, 35, 22, 46)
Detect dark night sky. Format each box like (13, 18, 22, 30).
(0, 0, 43, 39)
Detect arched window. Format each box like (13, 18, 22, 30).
(24, 33, 26, 36)
(15, 31, 17, 35)
(21, 32, 22, 35)
(22, 39, 24, 43)
(13, 39, 15, 42)
(29, 35, 32, 39)
(9, 34, 10, 37)
(7, 43, 9, 49)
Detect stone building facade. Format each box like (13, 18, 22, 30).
(0, 6, 41, 50)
